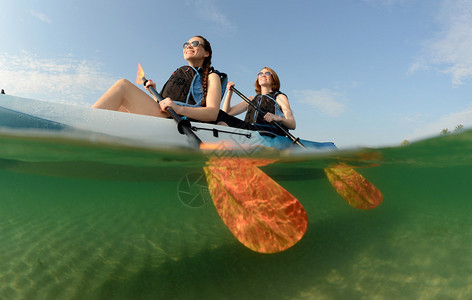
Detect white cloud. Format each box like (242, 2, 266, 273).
(188, 0, 236, 33)
(30, 10, 52, 24)
(0, 52, 118, 106)
(293, 89, 347, 117)
(406, 105, 472, 141)
(410, 0, 472, 86)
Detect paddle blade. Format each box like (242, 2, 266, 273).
(324, 165, 383, 209)
(136, 63, 145, 85)
(204, 158, 308, 254)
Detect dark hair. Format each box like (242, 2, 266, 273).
(195, 35, 212, 107)
(254, 67, 281, 94)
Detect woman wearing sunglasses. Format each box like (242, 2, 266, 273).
(217, 67, 296, 136)
(92, 36, 225, 123)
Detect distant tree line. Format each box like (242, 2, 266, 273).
(401, 124, 465, 146)
(440, 124, 464, 135)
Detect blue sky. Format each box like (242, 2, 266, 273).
(1, 0, 472, 148)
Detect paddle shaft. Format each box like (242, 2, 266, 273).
(230, 86, 305, 149)
(142, 77, 202, 148)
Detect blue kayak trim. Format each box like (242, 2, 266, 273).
(260, 135, 338, 150)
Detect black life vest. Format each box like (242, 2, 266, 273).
(160, 66, 227, 107)
(244, 91, 285, 124)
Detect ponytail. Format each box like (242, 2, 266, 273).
(196, 36, 212, 107)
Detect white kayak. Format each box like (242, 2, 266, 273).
(0, 94, 336, 152)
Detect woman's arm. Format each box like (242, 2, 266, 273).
(221, 81, 234, 112)
(163, 73, 222, 122)
(263, 93, 296, 130)
(222, 81, 248, 116)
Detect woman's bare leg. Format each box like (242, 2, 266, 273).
(92, 79, 168, 117)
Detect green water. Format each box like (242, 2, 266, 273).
(1, 131, 472, 299)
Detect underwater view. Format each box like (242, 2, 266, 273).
(1, 129, 472, 299)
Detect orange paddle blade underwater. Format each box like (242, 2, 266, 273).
(324, 165, 383, 210)
(204, 157, 308, 254)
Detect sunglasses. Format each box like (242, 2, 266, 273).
(183, 40, 204, 49)
(257, 71, 272, 77)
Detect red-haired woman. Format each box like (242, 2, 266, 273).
(217, 67, 296, 136)
(92, 36, 225, 123)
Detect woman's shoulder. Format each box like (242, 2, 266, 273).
(208, 67, 228, 90)
(273, 91, 289, 103)
(273, 90, 286, 95)
(209, 67, 227, 79)
(274, 90, 288, 98)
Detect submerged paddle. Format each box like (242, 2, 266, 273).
(324, 164, 382, 209)
(136, 64, 307, 253)
(231, 87, 383, 209)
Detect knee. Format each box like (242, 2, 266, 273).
(115, 78, 132, 88)
(111, 79, 135, 96)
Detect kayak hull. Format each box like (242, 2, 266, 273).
(0, 95, 337, 151)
